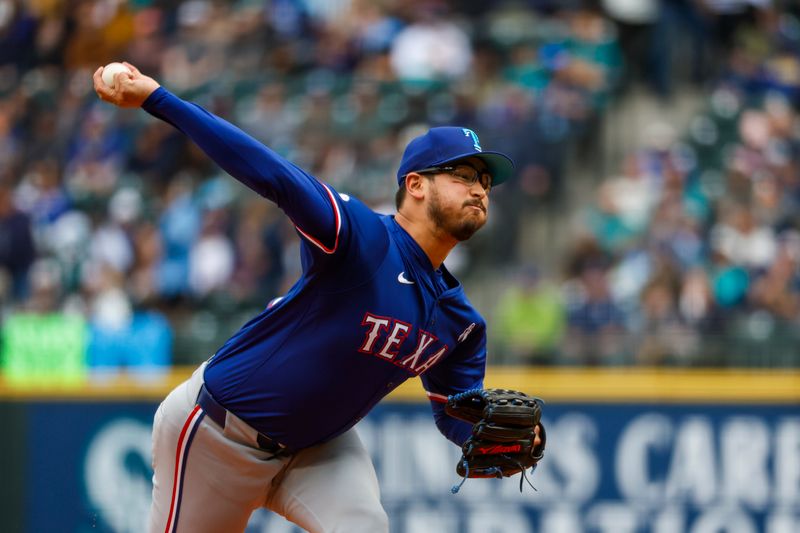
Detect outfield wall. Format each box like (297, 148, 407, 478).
(0, 368, 798, 533)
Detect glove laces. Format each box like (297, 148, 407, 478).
(450, 456, 538, 494)
(448, 388, 487, 403)
(450, 458, 470, 494)
(517, 461, 539, 493)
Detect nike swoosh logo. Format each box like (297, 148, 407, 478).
(397, 272, 415, 285)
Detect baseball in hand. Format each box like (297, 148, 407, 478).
(101, 62, 131, 87)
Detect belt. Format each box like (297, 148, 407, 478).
(197, 383, 292, 456)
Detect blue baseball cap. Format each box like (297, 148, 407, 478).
(397, 126, 515, 187)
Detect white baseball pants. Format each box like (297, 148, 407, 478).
(147, 363, 389, 533)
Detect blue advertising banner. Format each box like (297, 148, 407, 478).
(20, 400, 800, 533)
(25, 403, 157, 533)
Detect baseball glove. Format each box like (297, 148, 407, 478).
(445, 388, 545, 492)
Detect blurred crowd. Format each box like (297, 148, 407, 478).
(495, 1, 800, 367)
(0, 0, 798, 369)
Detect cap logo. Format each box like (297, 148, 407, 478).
(462, 128, 482, 152)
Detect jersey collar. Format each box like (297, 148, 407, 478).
(388, 216, 463, 297)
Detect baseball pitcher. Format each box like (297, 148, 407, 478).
(93, 62, 544, 533)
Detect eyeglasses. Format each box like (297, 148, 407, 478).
(413, 163, 493, 192)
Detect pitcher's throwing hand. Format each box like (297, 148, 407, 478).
(93, 62, 160, 108)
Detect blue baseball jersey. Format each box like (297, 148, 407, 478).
(143, 88, 483, 450)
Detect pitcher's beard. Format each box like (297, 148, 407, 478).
(427, 188, 486, 242)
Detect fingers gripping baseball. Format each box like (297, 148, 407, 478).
(93, 62, 160, 108)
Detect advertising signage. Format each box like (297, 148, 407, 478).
(15, 400, 799, 533)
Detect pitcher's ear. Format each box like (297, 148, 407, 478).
(404, 172, 428, 200)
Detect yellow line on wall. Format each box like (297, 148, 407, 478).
(389, 367, 800, 403)
(1, 367, 798, 403)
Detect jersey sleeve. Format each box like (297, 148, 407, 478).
(141, 87, 341, 256)
(420, 323, 487, 446)
(429, 401, 473, 446)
